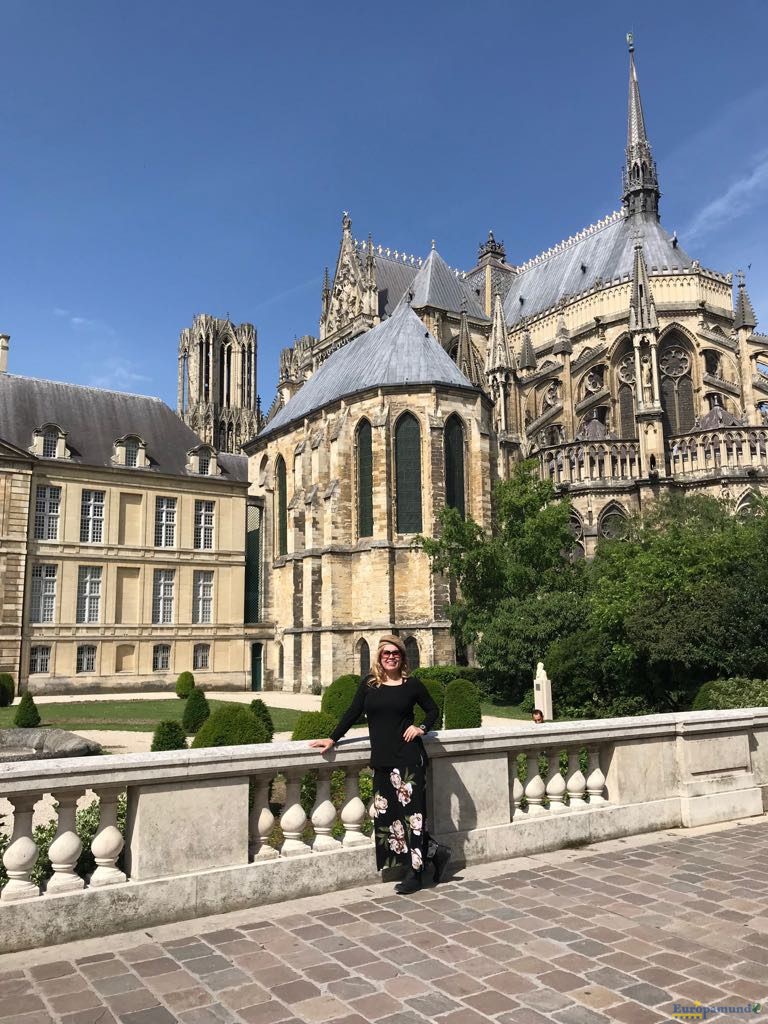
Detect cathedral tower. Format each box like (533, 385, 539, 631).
(622, 35, 661, 219)
(178, 314, 259, 452)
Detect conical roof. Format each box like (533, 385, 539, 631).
(518, 328, 538, 371)
(734, 275, 757, 331)
(486, 293, 513, 372)
(455, 309, 485, 388)
(552, 315, 573, 355)
(409, 246, 487, 319)
(260, 298, 477, 436)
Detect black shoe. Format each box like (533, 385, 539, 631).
(432, 845, 451, 885)
(395, 870, 423, 895)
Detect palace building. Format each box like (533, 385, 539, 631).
(1, 42, 766, 694)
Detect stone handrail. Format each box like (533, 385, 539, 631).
(667, 426, 768, 477)
(1, 708, 767, 953)
(539, 439, 643, 485)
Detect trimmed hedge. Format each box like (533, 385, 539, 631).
(182, 688, 210, 734)
(443, 678, 482, 730)
(151, 720, 188, 751)
(413, 665, 467, 688)
(175, 671, 195, 699)
(321, 674, 364, 725)
(692, 677, 768, 712)
(291, 711, 338, 741)
(250, 699, 275, 742)
(14, 692, 41, 728)
(412, 677, 445, 730)
(191, 705, 270, 748)
(0, 673, 14, 708)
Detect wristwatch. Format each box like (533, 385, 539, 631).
(418, 724, 427, 733)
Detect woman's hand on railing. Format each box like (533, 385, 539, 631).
(309, 738, 334, 753)
(403, 726, 423, 743)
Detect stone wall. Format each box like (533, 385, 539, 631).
(0, 447, 33, 683)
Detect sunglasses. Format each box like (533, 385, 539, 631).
(380, 650, 402, 659)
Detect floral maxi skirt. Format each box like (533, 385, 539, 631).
(372, 763, 436, 873)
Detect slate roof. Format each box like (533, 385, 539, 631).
(409, 248, 488, 320)
(258, 299, 477, 438)
(371, 255, 419, 318)
(0, 374, 248, 482)
(503, 211, 692, 327)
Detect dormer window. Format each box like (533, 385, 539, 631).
(186, 446, 218, 476)
(43, 428, 58, 458)
(113, 435, 148, 468)
(31, 424, 68, 459)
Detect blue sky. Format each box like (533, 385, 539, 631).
(2, 1, 768, 410)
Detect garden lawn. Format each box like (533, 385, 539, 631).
(0, 699, 301, 734)
(480, 700, 529, 721)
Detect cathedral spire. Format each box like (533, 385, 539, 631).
(456, 304, 484, 387)
(629, 235, 658, 332)
(734, 271, 757, 331)
(485, 293, 513, 374)
(518, 325, 537, 371)
(622, 35, 660, 219)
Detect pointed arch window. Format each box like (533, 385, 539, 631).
(659, 338, 695, 436)
(395, 413, 422, 533)
(618, 385, 636, 438)
(275, 455, 287, 556)
(356, 419, 373, 537)
(404, 636, 420, 669)
(358, 638, 370, 678)
(444, 415, 466, 518)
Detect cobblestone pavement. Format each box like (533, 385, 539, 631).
(3, 818, 768, 1024)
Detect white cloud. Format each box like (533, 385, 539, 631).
(52, 307, 117, 337)
(87, 358, 152, 393)
(683, 151, 768, 244)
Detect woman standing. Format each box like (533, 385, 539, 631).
(309, 634, 450, 894)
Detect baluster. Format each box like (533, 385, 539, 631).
(279, 772, 310, 857)
(1, 796, 40, 901)
(249, 776, 278, 861)
(90, 788, 127, 886)
(47, 790, 84, 892)
(585, 748, 607, 804)
(508, 755, 524, 820)
(524, 751, 547, 815)
(566, 749, 588, 810)
(311, 769, 341, 851)
(544, 751, 567, 812)
(340, 768, 369, 846)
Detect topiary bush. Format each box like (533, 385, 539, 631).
(250, 699, 275, 741)
(291, 711, 339, 741)
(443, 678, 482, 730)
(151, 720, 188, 751)
(14, 692, 41, 728)
(692, 677, 768, 712)
(182, 688, 210, 734)
(412, 665, 466, 688)
(0, 673, 14, 708)
(321, 674, 364, 725)
(412, 677, 445, 730)
(191, 704, 270, 748)
(175, 671, 195, 699)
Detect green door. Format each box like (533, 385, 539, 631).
(251, 642, 263, 692)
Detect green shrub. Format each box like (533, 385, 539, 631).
(443, 678, 482, 729)
(191, 704, 270, 748)
(0, 674, 14, 708)
(175, 671, 195, 699)
(14, 692, 41, 728)
(412, 678, 445, 730)
(151, 720, 188, 751)
(321, 674, 364, 725)
(692, 677, 768, 712)
(412, 665, 465, 687)
(182, 688, 210, 733)
(291, 711, 339, 741)
(249, 699, 275, 741)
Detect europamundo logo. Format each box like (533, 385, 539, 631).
(671, 1002, 762, 1021)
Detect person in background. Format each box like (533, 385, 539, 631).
(532, 708, 544, 723)
(309, 634, 450, 894)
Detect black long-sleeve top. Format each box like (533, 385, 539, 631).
(330, 677, 440, 769)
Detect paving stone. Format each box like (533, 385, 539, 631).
(202, 967, 252, 992)
(92, 973, 145, 996)
(75, 954, 117, 966)
(0, 993, 46, 1017)
(497, 1011, 552, 1024)
(435, 1010, 491, 1024)
(198, 930, 244, 945)
(553, 1007, 612, 1024)
(185, 955, 233, 976)
(304, 964, 349, 983)
(349, 993, 402, 1019)
(517, 986, 575, 1012)
(121, 945, 167, 964)
(0, 977, 32, 997)
(14, 1013, 57, 1024)
(326, 978, 376, 1001)
(37, 973, 90, 997)
(133, 958, 180, 978)
(181, 1006, 241, 1024)
(164, 987, 216, 1012)
(144, 969, 198, 994)
(291, 995, 350, 1021)
(168, 943, 215, 962)
(60, 1011, 117, 1024)
(607, 1001, 666, 1024)
(80, 959, 129, 981)
(120, 1008, 178, 1024)
(462, 987, 519, 1014)
(49, 989, 103, 1014)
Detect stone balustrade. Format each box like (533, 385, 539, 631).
(667, 427, 768, 478)
(539, 440, 643, 486)
(1, 708, 767, 953)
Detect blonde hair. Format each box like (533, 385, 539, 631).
(367, 635, 410, 687)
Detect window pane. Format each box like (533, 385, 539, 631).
(275, 457, 287, 555)
(193, 643, 210, 669)
(194, 500, 215, 550)
(125, 439, 139, 467)
(76, 566, 102, 623)
(30, 564, 57, 623)
(43, 429, 58, 458)
(34, 485, 61, 541)
(395, 414, 422, 533)
(244, 503, 261, 622)
(444, 416, 465, 518)
(154, 497, 176, 547)
(357, 420, 373, 537)
(152, 569, 175, 624)
(193, 570, 213, 624)
(80, 490, 105, 543)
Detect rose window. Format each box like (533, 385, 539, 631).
(659, 347, 690, 378)
(618, 355, 636, 385)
